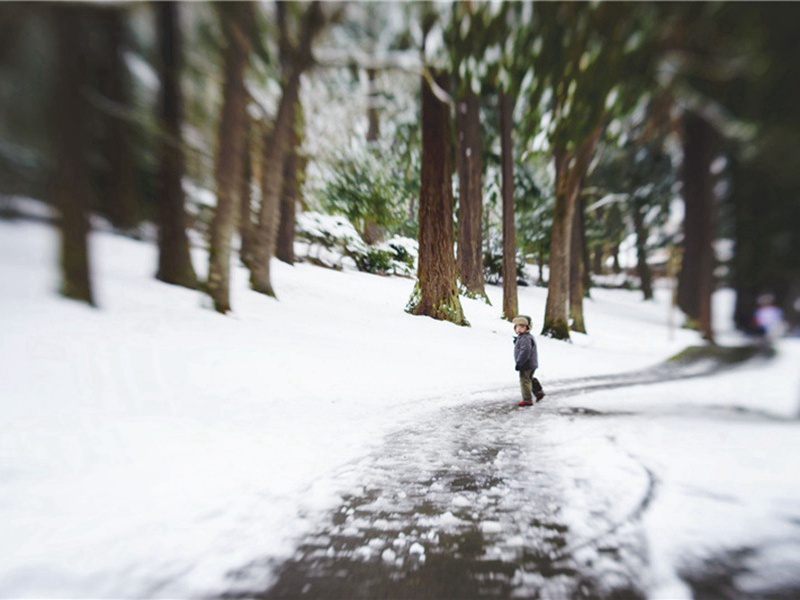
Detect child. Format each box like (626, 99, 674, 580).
(513, 315, 545, 407)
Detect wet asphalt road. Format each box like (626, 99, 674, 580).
(224, 346, 765, 599)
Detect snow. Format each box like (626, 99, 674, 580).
(1, 213, 799, 598)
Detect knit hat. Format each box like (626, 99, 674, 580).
(512, 315, 531, 327)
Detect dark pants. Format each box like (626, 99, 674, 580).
(519, 369, 543, 401)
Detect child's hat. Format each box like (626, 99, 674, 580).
(512, 315, 531, 327)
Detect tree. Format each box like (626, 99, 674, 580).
(499, 89, 518, 321)
(96, 7, 140, 233)
(206, 2, 252, 313)
(250, 1, 324, 298)
(154, 1, 198, 290)
(569, 195, 588, 333)
(544, 125, 601, 339)
(50, 5, 95, 306)
(529, 3, 657, 340)
(238, 121, 255, 268)
(456, 87, 487, 302)
(276, 119, 303, 264)
(448, 1, 490, 303)
(677, 111, 716, 342)
(480, 2, 538, 321)
(406, 71, 467, 326)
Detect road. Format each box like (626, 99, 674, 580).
(226, 345, 764, 599)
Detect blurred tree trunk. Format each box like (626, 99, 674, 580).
(543, 126, 600, 340)
(276, 123, 300, 265)
(569, 195, 587, 333)
(366, 67, 380, 142)
(99, 7, 140, 232)
(207, 3, 250, 313)
(632, 196, 654, 300)
(582, 206, 593, 296)
(730, 157, 762, 331)
(362, 67, 382, 245)
(456, 88, 487, 303)
(499, 89, 518, 321)
(51, 6, 95, 306)
(677, 111, 715, 342)
(155, 1, 197, 290)
(239, 121, 254, 268)
(250, 1, 323, 296)
(406, 72, 466, 326)
(250, 77, 298, 295)
(611, 244, 622, 273)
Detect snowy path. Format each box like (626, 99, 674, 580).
(224, 350, 769, 599)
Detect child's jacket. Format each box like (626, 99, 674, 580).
(514, 331, 539, 371)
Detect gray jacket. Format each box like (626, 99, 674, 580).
(514, 332, 538, 371)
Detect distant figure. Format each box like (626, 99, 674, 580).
(513, 315, 546, 407)
(754, 294, 785, 343)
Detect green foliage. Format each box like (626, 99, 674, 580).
(483, 236, 527, 285)
(350, 237, 417, 277)
(318, 146, 409, 239)
(520, 2, 660, 152)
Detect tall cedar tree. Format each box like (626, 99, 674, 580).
(406, 72, 467, 326)
(155, 1, 198, 289)
(456, 88, 488, 302)
(677, 112, 716, 342)
(250, 1, 323, 297)
(499, 89, 518, 320)
(207, 2, 251, 313)
(51, 5, 95, 306)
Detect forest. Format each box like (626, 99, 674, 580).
(1, 0, 799, 341)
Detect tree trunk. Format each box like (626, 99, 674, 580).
(582, 209, 593, 297)
(499, 89, 518, 321)
(543, 127, 601, 340)
(250, 1, 323, 296)
(155, 1, 198, 290)
(207, 5, 250, 313)
(611, 244, 622, 273)
(361, 68, 383, 244)
(677, 112, 715, 342)
(406, 72, 467, 326)
(250, 76, 299, 296)
(730, 159, 762, 332)
(569, 195, 587, 333)
(51, 6, 95, 306)
(366, 67, 380, 143)
(239, 121, 254, 268)
(632, 196, 654, 300)
(276, 123, 299, 265)
(544, 146, 575, 339)
(98, 8, 140, 233)
(456, 88, 488, 302)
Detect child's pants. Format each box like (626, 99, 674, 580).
(519, 370, 543, 401)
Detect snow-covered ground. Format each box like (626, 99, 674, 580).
(1, 212, 798, 598)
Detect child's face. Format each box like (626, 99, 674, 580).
(514, 324, 528, 335)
